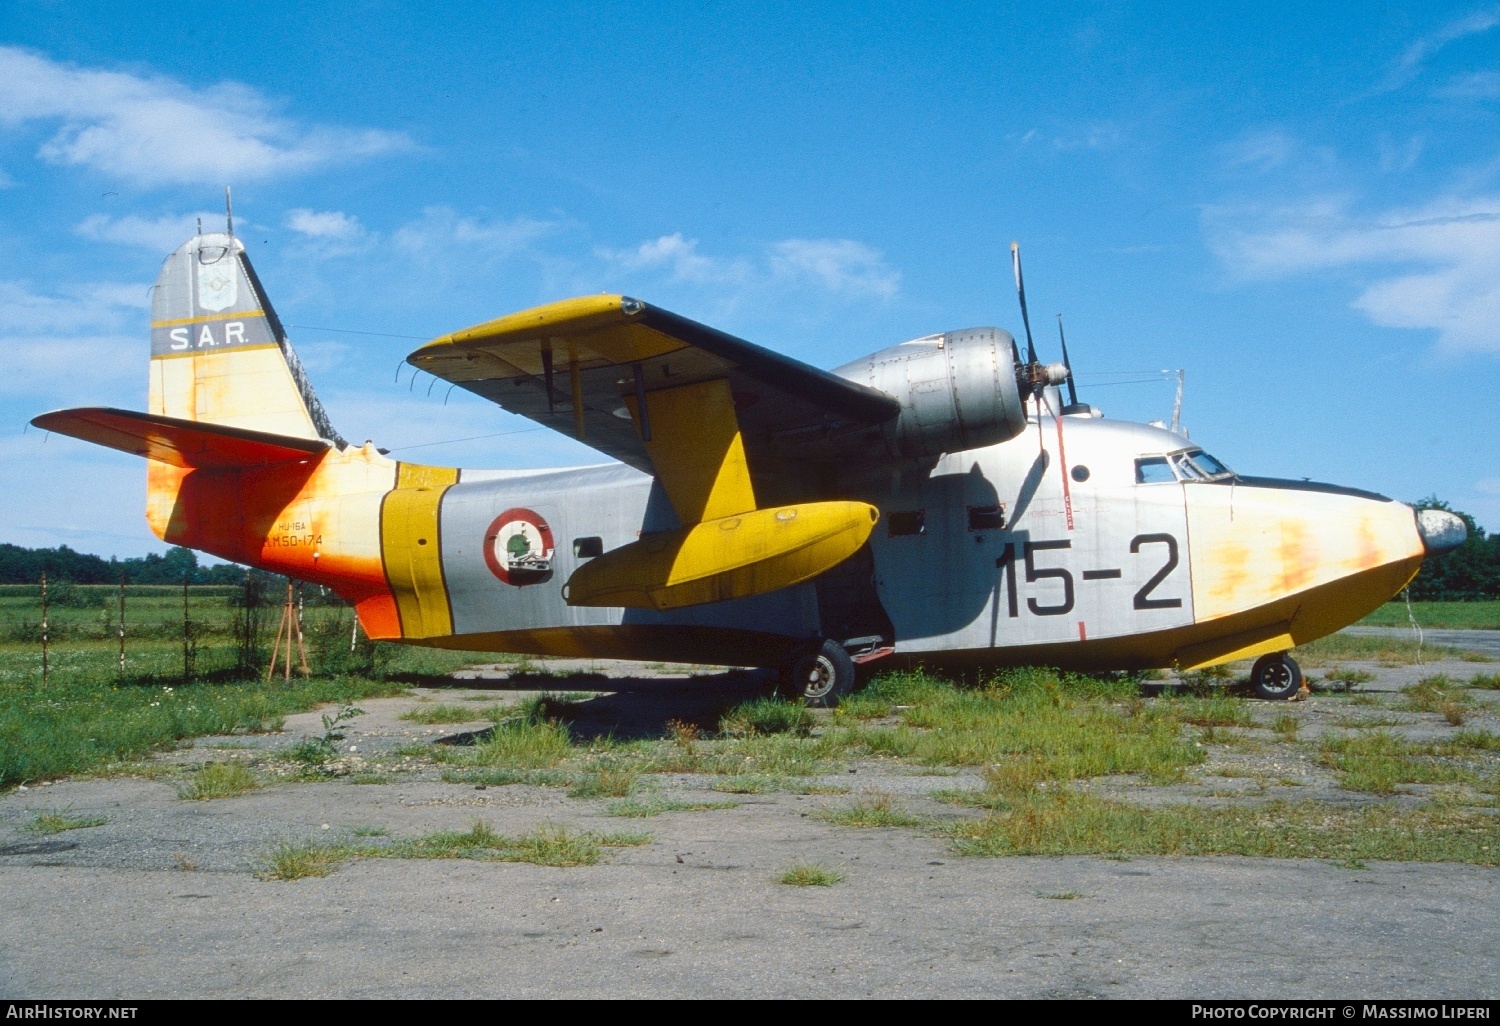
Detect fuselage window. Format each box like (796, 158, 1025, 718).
(967, 505, 1005, 531)
(888, 510, 926, 536)
(573, 536, 604, 558)
(1071, 465, 1090, 483)
(1135, 457, 1176, 484)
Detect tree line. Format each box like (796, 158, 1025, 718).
(1407, 499, 1500, 601)
(0, 543, 248, 586)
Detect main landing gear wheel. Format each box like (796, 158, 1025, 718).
(1251, 652, 1303, 701)
(780, 639, 856, 708)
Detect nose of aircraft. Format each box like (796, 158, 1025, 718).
(1415, 508, 1468, 555)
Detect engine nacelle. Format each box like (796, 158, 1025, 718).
(833, 327, 1028, 459)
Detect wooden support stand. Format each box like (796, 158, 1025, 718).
(266, 582, 310, 682)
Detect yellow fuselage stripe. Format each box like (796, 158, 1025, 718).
(381, 463, 460, 639)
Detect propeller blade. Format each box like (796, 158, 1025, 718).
(1010, 241, 1038, 367)
(1056, 314, 1079, 407)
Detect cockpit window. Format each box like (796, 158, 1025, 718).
(1135, 457, 1176, 484)
(1170, 452, 1204, 480)
(1180, 449, 1234, 480)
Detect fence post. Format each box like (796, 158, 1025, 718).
(117, 571, 126, 679)
(182, 570, 193, 681)
(39, 571, 49, 686)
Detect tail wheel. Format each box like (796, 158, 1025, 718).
(1250, 652, 1303, 701)
(781, 639, 856, 708)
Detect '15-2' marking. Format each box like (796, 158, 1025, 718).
(994, 534, 1182, 617)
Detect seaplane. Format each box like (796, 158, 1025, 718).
(32, 217, 1467, 704)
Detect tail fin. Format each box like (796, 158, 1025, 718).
(149, 232, 345, 446)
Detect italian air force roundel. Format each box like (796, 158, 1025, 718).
(483, 508, 555, 586)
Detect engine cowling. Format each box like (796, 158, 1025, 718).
(833, 327, 1028, 460)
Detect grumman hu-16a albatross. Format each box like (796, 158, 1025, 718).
(33, 230, 1468, 704)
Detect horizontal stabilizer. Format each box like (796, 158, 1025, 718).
(563, 501, 879, 611)
(31, 407, 330, 469)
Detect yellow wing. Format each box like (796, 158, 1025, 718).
(408, 296, 895, 609)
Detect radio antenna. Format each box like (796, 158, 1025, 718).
(225, 186, 234, 239)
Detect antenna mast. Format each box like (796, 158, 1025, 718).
(225, 186, 234, 239)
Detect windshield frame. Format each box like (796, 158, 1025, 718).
(1173, 448, 1236, 482)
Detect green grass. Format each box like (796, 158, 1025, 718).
(379, 821, 651, 867)
(719, 697, 814, 737)
(815, 793, 926, 828)
(282, 737, 337, 766)
(778, 863, 845, 886)
(1318, 730, 1490, 794)
(843, 668, 1201, 783)
(439, 767, 572, 787)
(1359, 600, 1500, 630)
(566, 763, 639, 798)
(259, 839, 354, 880)
(709, 775, 847, 795)
(399, 703, 500, 724)
(603, 797, 740, 817)
(1318, 668, 1377, 691)
(24, 808, 107, 834)
(1470, 673, 1500, 690)
(262, 821, 654, 876)
(442, 716, 574, 770)
(1292, 634, 1488, 665)
(0, 584, 484, 790)
(943, 791, 1498, 864)
(178, 761, 261, 799)
(1403, 675, 1470, 711)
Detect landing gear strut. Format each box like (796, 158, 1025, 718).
(779, 639, 856, 708)
(1250, 652, 1303, 701)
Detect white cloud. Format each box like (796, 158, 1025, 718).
(1377, 135, 1425, 174)
(75, 211, 219, 250)
(769, 239, 900, 298)
(0, 280, 147, 399)
(0, 279, 147, 334)
(1206, 194, 1500, 352)
(392, 206, 559, 258)
(1220, 130, 1300, 172)
(1007, 122, 1124, 152)
(286, 208, 364, 240)
(1, 335, 140, 398)
(1051, 123, 1123, 151)
(597, 233, 751, 284)
(0, 46, 413, 186)
(1434, 70, 1500, 99)
(598, 233, 900, 299)
(1382, 7, 1500, 90)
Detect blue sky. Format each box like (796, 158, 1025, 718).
(3, 1, 1499, 557)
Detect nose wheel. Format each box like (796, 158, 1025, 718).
(1250, 652, 1303, 700)
(778, 639, 856, 708)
